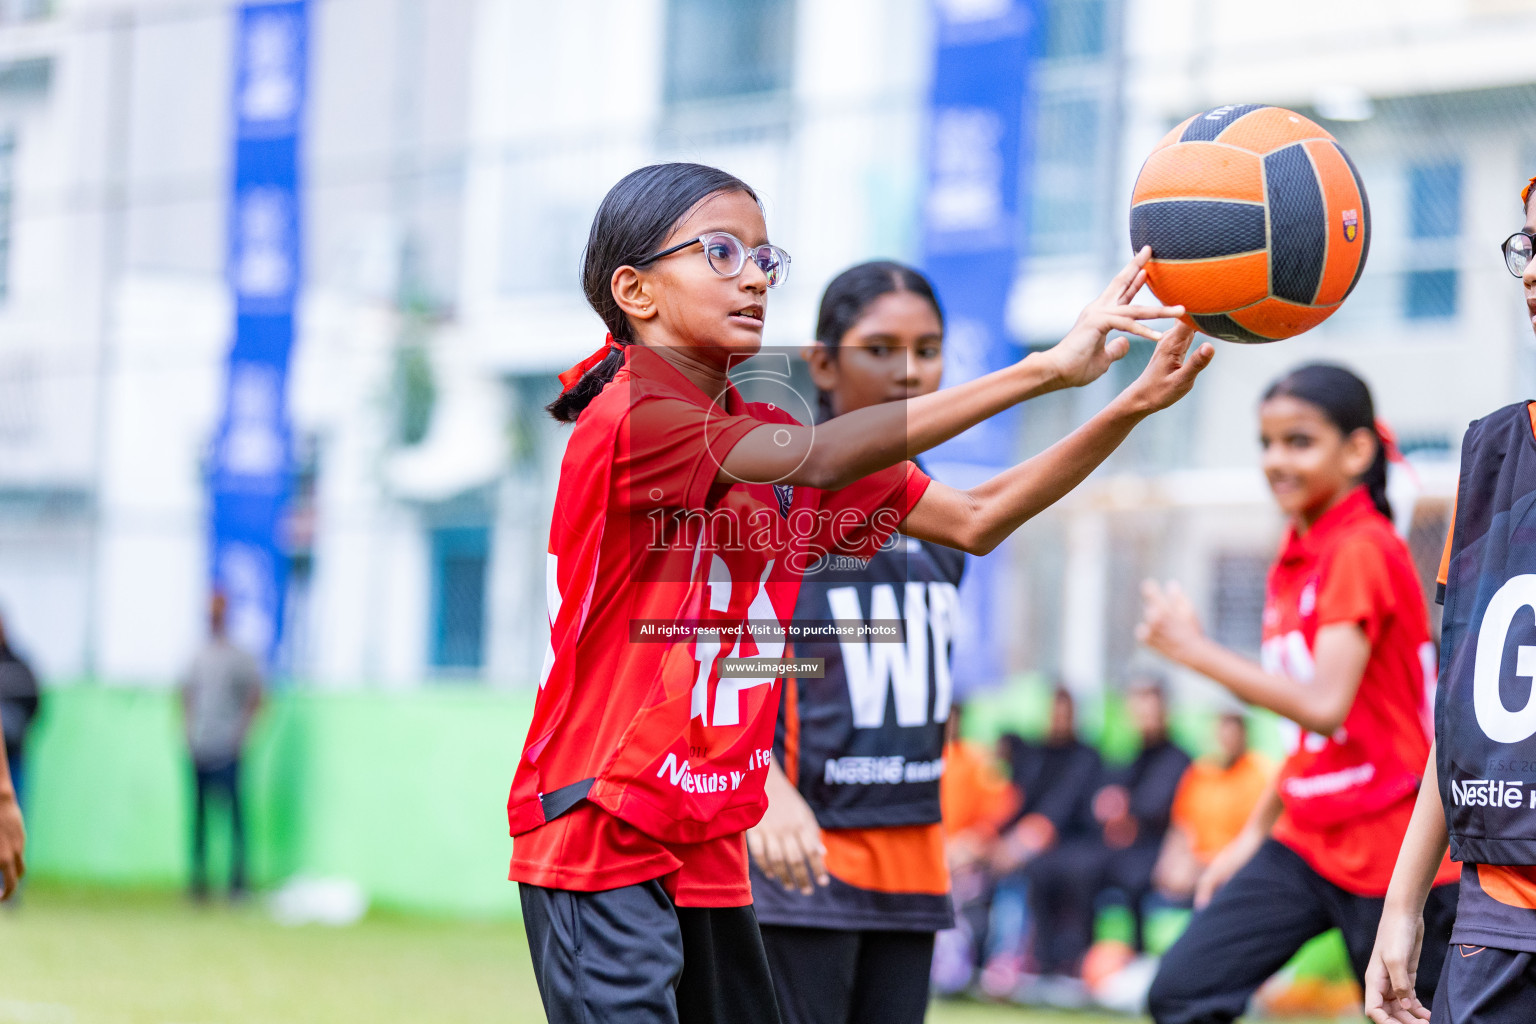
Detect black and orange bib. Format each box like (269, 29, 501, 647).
(778, 534, 965, 829)
(1439, 401, 1536, 865)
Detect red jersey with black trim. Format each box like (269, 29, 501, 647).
(1262, 485, 1457, 896)
(508, 344, 931, 905)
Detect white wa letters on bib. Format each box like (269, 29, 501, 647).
(826, 581, 960, 729)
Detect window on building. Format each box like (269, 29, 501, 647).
(1028, 92, 1101, 256)
(278, 554, 313, 680)
(431, 526, 489, 672)
(1044, 0, 1108, 59)
(0, 0, 50, 24)
(1396, 431, 1452, 459)
(1404, 159, 1461, 321)
(1027, 0, 1113, 258)
(0, 133, 12, 304)
(1210, 551, 1269, 656)
(664, 0, 793, 105)
(1409, 162, 1461, 239)
(1405, 269, 1456, 319)
(275, 438, 318, 680)
(0, 57, 47, 93)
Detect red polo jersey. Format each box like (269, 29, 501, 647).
(508, 344, 930, 905)
(1262, 486, 1457, 895)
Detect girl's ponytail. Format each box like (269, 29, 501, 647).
(1361, 423, 1392, 521)
(546, 341, 628, 424)
(1262, 362, 1394, 521)
(546, 163, 759, 423)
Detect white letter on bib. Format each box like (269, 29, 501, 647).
(1474, 574, 1536, 744)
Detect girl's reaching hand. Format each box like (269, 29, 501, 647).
(1364, 907, 1431, 1024)
(1137, 579, 1206, 665)
(1042, 246, 1187, 390)
(1122, 320, 1215, 414)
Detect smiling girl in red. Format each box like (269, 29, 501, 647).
(1137, 364, 1458, 1024)
(513, 162, 1212, 1024)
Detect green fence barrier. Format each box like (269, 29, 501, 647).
(22, 685, 535, 919)
(16, 673, 1324, 948)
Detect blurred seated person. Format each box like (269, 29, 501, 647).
(991, 687, 1102, 874)
(1023, 676, 1190, 979)
(931, 704, 1020, 996)
(973, 688, 1103, 993)
(1152, 710, 1273, 904)
(941, 704, 1019, 874)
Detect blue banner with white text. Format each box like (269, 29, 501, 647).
(921, 0, 1040, 695)
(209, 0, 308, 662)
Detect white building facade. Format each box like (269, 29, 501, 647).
(1, 0, 1534, 694)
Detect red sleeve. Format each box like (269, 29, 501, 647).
(813, 462, 932, 560)
(1315, 535, 1394, 644)
(614, 397, 762, 513)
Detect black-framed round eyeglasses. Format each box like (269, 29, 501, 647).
(633, 231, 791, 288)
(1503, 230, 1534, 277)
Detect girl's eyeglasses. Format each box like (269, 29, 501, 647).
(633, 231, 791, 288)
(1503, 230, 1534, 278)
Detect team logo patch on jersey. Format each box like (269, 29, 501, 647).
(773, 484, 794, 518)
(1342, 209, 1359, 243)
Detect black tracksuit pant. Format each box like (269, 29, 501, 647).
(520, 880, 782, 1024)
(1148, 839, 1458, 1024)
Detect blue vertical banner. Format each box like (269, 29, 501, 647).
(209, 0, 308, 661)
(921, 0, 1040, 696)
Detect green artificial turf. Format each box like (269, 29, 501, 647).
(0, 882, 1343, 1024)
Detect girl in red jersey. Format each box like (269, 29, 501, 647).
(744, 261, 969, 1024)
(1137, 364, 1459, 1024)
(512, 162, 1212, 1024)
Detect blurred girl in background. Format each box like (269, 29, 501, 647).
(1137, 363, 1458, 1023)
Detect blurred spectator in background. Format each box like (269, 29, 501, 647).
(976, 687, 1103, 995)
(0, 612, 39, 904)
(932, 705, 1019, 995)
(1153, 711, 1273, 904)
(941, 705, 1019, 874)
(1021, 677, 1189, 991)
(180, 592, 264, 902)
(1087, 677, 1191, 949)
(995, 688, 1103, 869)
(0, 612, 39, 815)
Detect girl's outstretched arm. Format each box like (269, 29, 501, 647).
(716, 248, 1190, 489)
(898, 320, 1213, 554)
(1137, 583, 1369, 736)
(1364, 749, 1449, 1024)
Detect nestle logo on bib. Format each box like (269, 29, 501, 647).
(1451, 777, 1532, 809)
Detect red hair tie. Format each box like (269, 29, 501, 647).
(1376, 417, 1420, 491)
(1374, 418, 1405, 465)
(1522, 175, 1536, 208)
(557, 334, 623, 391)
